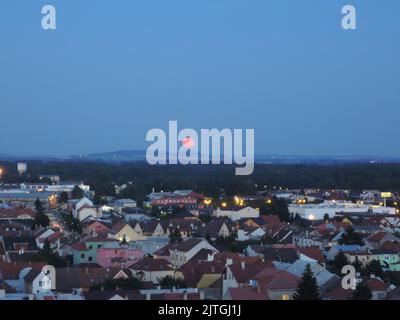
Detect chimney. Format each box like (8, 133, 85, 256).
(241, 261, 246, 270)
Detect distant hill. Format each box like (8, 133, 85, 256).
(1, 149, 400, 165)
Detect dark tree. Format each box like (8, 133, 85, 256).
(333, 250, 350, 273)
(159, 275, 187, 289)
(352, 281, 372, 300)
(35, 198, 43, 214)
(150, 206, 161, 218)
(205, 231, 212, 244)
(42, 239, 52, 256)
(40, 177, 53, 185)
(120, 234, 128, 246)
(58, 192, 69, 204)
(338, 227, 365, 246)
(293, 264, 321, 300)
(352, 257, 363, 273)
(31, 239, 67, 268)
(365, 260, 383, 277)
(34, 212, 50, 228)
(264, 196, 291, 223)
(199, 214, 212, 223)
(169, 230, 183, 243)
(71, 185, 84, 199)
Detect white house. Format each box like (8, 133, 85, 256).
(169, 238, 218, 268)
(214, 207, 259, 222)
(72, 197, 102, 221)
(23, 268, 52, 295)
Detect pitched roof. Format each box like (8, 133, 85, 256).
(0, 208, 36, 219)
(130, 257, 173, 272)
(381, 241, 400, 251)
(2, 235, 38, 252)
(263, 270, 299, 290)
(24, 268, 42, 282)
(0, 262, 46, 279)
(213, 252, 262, 265)
(326, 285, 353, 300)
(228, 263, 273, 284)
(367, 231, 389, 242)
(228, 287, 269, 300)
(187, 248, 214, 263)
(259, 248, 299, 264)
(367, 278, 388, 292)
(297, 248, 326, 264)
(179, 261, 225, 287)
(171, 238, 203, 253)
(55, 267, 121, 291)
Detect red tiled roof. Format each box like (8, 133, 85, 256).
(263, 270, 299, 290)
(381, 241, 400, 251)
(228, 287, 269, 300)
(71, 242, 87, 251)
(261, 215, 281, 225)
(367, 278, 388, 292)
(130, 257, 173, 272)
(229, 263, 273, 284)
(326, 286, 353, 300)
(0, 262, 47, 280)
(213, 252, 262, 265)
(367, 231, 388, 242)
(38, 232, 62, 244)
(179, 261, 225, 287)
(0, 208, 35, 219)
(297, 248, 326, 264)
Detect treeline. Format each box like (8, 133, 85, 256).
(2, 161, 400, 197)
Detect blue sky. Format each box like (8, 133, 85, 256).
(0, 0, 399, 156)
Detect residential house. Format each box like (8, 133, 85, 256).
(96, 243, 143, 268)
(107, 222, 144, 242)
(71, 197, 102, 221)
(133, 221, 166, 238)
(365, 231, 400, 250)
(71, 235, 117, 265)
(129, 257, 175, 284)
(168, 238, 218, 268)
(177, 260, 226, 299)
(82, 220, 111, 236)
(222, 262, 274, 296)
(370, 249, 400, 271)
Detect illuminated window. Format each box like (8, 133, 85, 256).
(282, 294, 290, 300)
